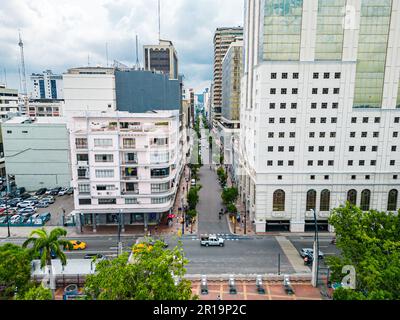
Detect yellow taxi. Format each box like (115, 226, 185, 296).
(67, 240, 87, 250)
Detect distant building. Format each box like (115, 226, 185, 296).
(28, 100, 63, 117)
(0, 84, 19, 119)
(144, 40, 179, 80)
(212, 27, 243, 127)
(63, 67, 116, 114)
(69, 110, 183, 232)
(2, 116, 71, 191)
(30, 70, 63, 100)
(115, 69, 182, 113)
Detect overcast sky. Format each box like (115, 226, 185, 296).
(0, 0, 244, 94)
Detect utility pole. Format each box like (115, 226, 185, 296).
(117, 210, 123, 256)
(5, 174, 11, 237)
(311, 209, 320, 287)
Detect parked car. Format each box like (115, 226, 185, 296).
(17, 200, 36, 208)
(16, 187, 26, 196)
(49, 188, 62, 196)
(84, 253, 104, 260)
(58, 188, 69, 196)
(41, 196, 55, 204)
(300, 248, 324, 259)
(39, 212, 51, 222)
(0, 216, 9, 224)
(10, 215, 23, 224)
(66, 187, 74, 195)
(36, 201, 49, 208)
(35, 188, 47, 196)
(191, 179, 196, 186)
(8, 198, 22, 207)
(18, 208, 36, 215)
(26, 197, 39, 205)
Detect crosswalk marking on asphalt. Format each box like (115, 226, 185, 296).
(275, 236, 310, 273)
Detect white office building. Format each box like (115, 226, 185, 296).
(238, 0, 400, 233)
(69, 110, 183, 232)
(30, 70, 63, 100)
(0, 84, 19, 119)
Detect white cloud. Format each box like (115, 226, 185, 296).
(0, 0, 244, 93)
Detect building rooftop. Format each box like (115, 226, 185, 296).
(4, 116, 67, 125)
(70, 110, 179, 120)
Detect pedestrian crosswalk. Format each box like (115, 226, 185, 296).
(183, 234, 251, 241)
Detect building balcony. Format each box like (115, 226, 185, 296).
(77, 161, 89, 166)
(78, 176, 90, 180)
(76, 145, 88, 150)
(121, 176, 139, 181)
(121, 190, 140, 196)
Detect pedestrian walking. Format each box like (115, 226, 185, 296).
(216, 295, 221, 300)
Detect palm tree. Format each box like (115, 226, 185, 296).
(22, 228, 72, 299)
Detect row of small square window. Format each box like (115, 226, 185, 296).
(311, 102, 339, 109)
(347, 160, 396, 166)
(269, 102, 340, 109)
(270, 72, 341, 80)
(349, 146, 398, 152)
(267, 160, 335, 167)
(269, 88, 340, 95)
(268, 118, 297, 124)
(351, 117, 381, 124)
(268, 131, 400, 139)
(310, 117, 338, 124)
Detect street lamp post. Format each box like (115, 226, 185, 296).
(5, 174, 11, 237)
(311, 209, 320, 287)
(117, 210, 122, 256)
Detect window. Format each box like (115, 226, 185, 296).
(273, 190, 285, 211)
(271, 73, 277, 79)
(279, 132, 285, 138)
(77, 154, 89, 162)
(151, 197, 171, 204)
(311, 103, 317, 109)
(393, 175, 398, 180)
(360, 190, 371, 211)
(373, 132, 379, 138)
(319, 146, 325, 152)
(151, 167, 170, 178)
(362, 117, 368, 123)
(350, 132, 356, 138)
(318, 160, 323, 166)
(371, 146, 377, 152)
(98, 199, 116, 205)
(324, 175, 329, 180)
(308, 146, 314, 152)
(361, 132, 367, 138)
(95, 154, 114, 163)
(282, 73, 288, 79)
(329, 146, 335, 152)
(278, 146, 284, 152)
(390, 160, 395, 166)
(321, 118, 326, 124)
(395, 117, 399, 123)
(97, 185, 116, 191)
(351, 117, 357, 123)
(323, 88, 329, 94)
(320, 190, 330, 211)
(125, 198, 138, 204)
(78, 184, 90, 194)
(313, 73, 319, 79)
(310, 118, 316, 124)
(331, 117, 337, 124)
(268, 132, 274, 138)
(393, 132, 398, 138)
(347, 190, 357, 205)
(391, 146, 397, 152)
(309, 132, 315, 138)
(280, 118, 285, 124)
(79, 198, 91, 205)
(291, 103, 297, 109)
(290, 118, 296, 124)
(277, 175, 283, 180)
(370, 160, 376, 166)
(292, 88, 298, 94)
(288, 160, 294, 166)
(267, 160, 273, 166)
(349, 146, 354, 152)
(125, 153, 138, 163)
(330, 132, 336, 138)
(332, 103, 338, 109)
(269, 118, 275, 124)
(95, 169, 114, 178)
(94, 139, 113, 147)
(6, 130, 12, 134)
(290, 132, 295, 138)
(387, 190, 398, 211)
(348, 160, 353, 166)
(281, 88, 287, 94)
(306, 190, 316, 211)
(270, 88, 276, 94)
(310, 175, 315, 180)
(312, 88, 318, 94)
(333, 88, 340, 94)
(76, 138, 88, 149)
(289, 146, 295, 152)
(328, 160, 334, 166)
(321, 103, 328, 109)
(269, 103, 276, 109)
(22, 131, 28, 134)
(268, 146, 274, 152)
(374, 117, 380, 123)
(277, 160, 284, 166)
(123, 138, 135, 148)
(308, 160, 313, 166)
(323, 73, 330, 79)
(280, 103, 286, 109)
(360, 146, 366, 152)
(334, 72, 341, 79)
(152, 138, 168, 146)
(351, 175, 356, 180)
(293, 73, 299, 79)
(359, 160, 365, 166)
(151, 183, 170, 193)
(365, 175, 370, 180)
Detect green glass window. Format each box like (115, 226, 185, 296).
(263, 0, 304, 61)
(353, 0, 393, 109)
(315, 0, 346, 60)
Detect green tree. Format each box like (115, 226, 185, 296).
(226, 203, 238, 214)
(187, 187, 200, 210)
(22, 228, 73, 299)
(326, 203, 400, 300)
(0, 243, 32, 299)
(17, 284, 52, 300)
(217, 167, 227, 187)
(221, 187, 239, 206)
(84, 241, 196, 300)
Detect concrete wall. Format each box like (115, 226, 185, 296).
(2, 122, 71, 191)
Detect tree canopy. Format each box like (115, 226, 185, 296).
(84, 240, 196, 300)
(327, 203, 400, 300)
(16, 284, 52, 300)
(0, 244, 32, 299)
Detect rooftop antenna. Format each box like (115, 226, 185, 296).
(2, 68, 6, 86)
(18, 30, 28, 115)
(88, 54, 90, 67)
(158, 0, 161, 41)
(135, 35, 140, 70)
(106, 42, 109, 67)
